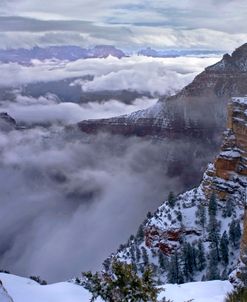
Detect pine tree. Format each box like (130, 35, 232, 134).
(196, 240, 206, 271)
(130, 245, 136, 262)
(136, 224, 144, 244)
(141, 247, 149, 267)
(223, 198, 233, 218)
(220, 231, 229, 264)
(208, 193, 217, 217)
(182, 242, 194, 282)
(177, 211, 182, 222)
(168, 191, 176, 208)
(158, 250, 167, 271)
(229, 219, 242, 247)
(82, 261, 160, 302)
(103, 258, 111, 272)
(207, 248, 220, 280)
(135, 245, 141, 263)
(196, 204, 207, 230)
(208, 214, 220, 260)
(167, 250, 184, 284)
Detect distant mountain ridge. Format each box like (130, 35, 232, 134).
(138, 47, 222, 58)
(0, 45, 222, 64)
(0, 45, 126, 63)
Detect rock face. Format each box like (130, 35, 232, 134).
(240, 208, 247, 266)
(201, 97, 247, 200)
(0, 112, 16, 131)
(108, 97, 247, 282)
(78, 43, 247, 139)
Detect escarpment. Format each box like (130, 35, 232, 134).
(108, 97, 247, 283)
(201, 97, 247, 200)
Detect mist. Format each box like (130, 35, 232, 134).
(0, 127, 183, 281)
(0, 54, 220, 282)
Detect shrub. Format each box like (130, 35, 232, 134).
(225, 287, 247, 302)
(81, 261, 161, 302)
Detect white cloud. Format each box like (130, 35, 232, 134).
(0, 55, 219, 88)
(0, 55, 219, 124)
(1, 95, 158, 125)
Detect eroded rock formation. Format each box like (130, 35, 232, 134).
(201, 97, 247, 200)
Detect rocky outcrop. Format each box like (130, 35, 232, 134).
(240, 208, 247, 266)
(201, 97, 247, 200)
(0, 112, 16, 131)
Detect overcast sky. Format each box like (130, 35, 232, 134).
(0, 0, 247, 50)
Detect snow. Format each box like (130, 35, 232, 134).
(0, 273, 233, 302)
(232, 96, 247, 104)
(0, 284, 13, 302)
(219, 150, 241, 158)
(0, 273, 95, 302)
(159, 280, 233, 302)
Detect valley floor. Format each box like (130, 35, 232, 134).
(0, 273, 233, 302)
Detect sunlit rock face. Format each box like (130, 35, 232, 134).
(202, 97, 247, 200)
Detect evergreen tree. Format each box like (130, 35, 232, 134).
(82, 261, 160, 302)
(229, 219, 242, 247)
(208, 193, 217, 217)
(130, 244, 136, 262)
(220, 231, 229, 264)
(207, 248, 220, 280)
(182, 242, 194, 281)
(167, 250, 184, 284)
(168, 191, 176, 208)
(223, 198, 233, 218)
(196, 204, 207, 230)
(158, 250, 167, 271)
(177, 211, 183, 222)
(136, 224, 144, 244)
(208, 214, 220, 260)
(103, 258, 111, 272)
(135, 245, 141, 263)
(141, 247, 149, 267)
(196, 240, 206, 271)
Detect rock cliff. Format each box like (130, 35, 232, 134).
(0, 112, 16, 131)
(201, 97, 247, 200)
(108, 97, 247, 283)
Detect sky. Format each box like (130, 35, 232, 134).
(0, 0, 247, 50)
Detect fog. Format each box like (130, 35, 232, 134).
(0, 55, 220, 282)
(0, 94, 158, 125)
(0, 56, 219, 96)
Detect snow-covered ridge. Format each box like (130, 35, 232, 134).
(0, 273, 233, 302)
